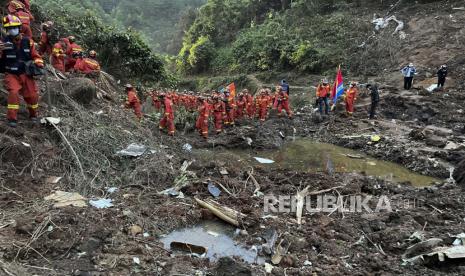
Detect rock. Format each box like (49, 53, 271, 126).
(304, 260, 312, 266)
(454, 160, 465, 188)
(214, 257, 252, 276)
(409, 129, 426, 141)
(280, 255, 298, 268)
(50, 78, 97, 105)
(239, 229, 249, 236)
(425, 136, 447, 148)
(444, 142, 461, 150)
(128, 225, 143, 236)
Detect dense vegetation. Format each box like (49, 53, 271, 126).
(32, 0, 174, 85)
(34, 0, 206, 54)
(175, 0, 408, 76)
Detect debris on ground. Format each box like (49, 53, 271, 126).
(194, 198, 244, 227)
(89, 198, 114, 209)
(44, 191, 87, 208)
(116, 143, 148, 157)
(207, 182, 221, 198)
(253, 157, 275, 164)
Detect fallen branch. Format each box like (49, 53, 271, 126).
(194, 197, 243, 227)
(296, 186, 344, 224)
(247, 170, 261, 194)
(49, 121, 86, 180)
(211, 180, 233, 196)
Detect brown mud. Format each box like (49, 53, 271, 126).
(1, 1, 465, 274)
(0, 72, 464, 276)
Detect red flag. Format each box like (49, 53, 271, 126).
(226, 82, 236, 99)
(331, 66, 344, 103)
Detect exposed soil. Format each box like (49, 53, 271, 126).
(1, 1, 465, 275)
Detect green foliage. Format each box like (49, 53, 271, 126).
(177, 36, 214, 74)
(176, 0, 369, 76)
(34, 0, 206, 54)
(32, 0, 171, 84)
(210, 47, 235, 74)
(290, 42, 322, 72)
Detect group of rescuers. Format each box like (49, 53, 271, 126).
(0, 0, 449, 135)
(1, 0, 100, 127)
(124, 80, 371, 139)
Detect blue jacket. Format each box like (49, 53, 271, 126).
(281, 82, 290, 95)
(401, 66, 416, 77)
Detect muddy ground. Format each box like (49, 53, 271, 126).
(1, 1, 465, 272)
(0, 69, 464, 276)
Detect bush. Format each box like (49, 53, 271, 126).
(176, 36, 214, 74)
(290, 42, 323, 73)
(32, 1, 170, 84)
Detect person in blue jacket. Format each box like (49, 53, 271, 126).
(280, 79, 289, 95)
(401, 63, 417, 90)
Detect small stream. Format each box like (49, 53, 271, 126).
(195, 139, 440, 187)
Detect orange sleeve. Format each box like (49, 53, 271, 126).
(29, 39, 44, 65)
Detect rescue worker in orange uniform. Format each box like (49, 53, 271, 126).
(150, 90, 161, 110)
(212, 95, 226, 134)
(124, 84, 142, 121)
(274, 86, 293, 118)
(13, 6, 33, 38)
(223, 90, 236, 126)
(316, 79, 331, 115)
(74, 50, 100, 76)
(159, 94, 175, 136)
(345, 82, 358, 116)
(50, 41, 65, 72)
(64, 36, 83, 71)
(0, 15, 44, 127)
(38, 21, 53, 56)
(195, 97, 210, 139)
(244, 89, 255, 119)
(7, 0, 26, 14)
(256, 89, 271, 122)
(235, 91, 247, 120)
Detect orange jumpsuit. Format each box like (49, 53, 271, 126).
(275, 91, 292, 118)
(345, 87, 358, 115)
(245, 93, 255, 118)
(196, 100, 211, 138)
(50, 43, 65, 72)
(151, 92, 161, 110)
(125, 88, 142, 120)
(213, 100, 226, 134)
(224, 97, 236, 126)
(14, 10, 33, 38)
(74, 57, 100, 75)
(39, 31, 52, 56)
(235, 96, 246, 119)
(2, 35, 43, 121)
(64, 40, 83, 71)
(256, 95, 270, 122)
(159, 97, 175, 135)
(7, 0, 25, 13)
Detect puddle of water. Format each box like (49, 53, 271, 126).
(160, 220, 263, 264)
(195, 139, 441, 187)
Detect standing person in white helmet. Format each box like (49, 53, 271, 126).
(401, 63, 417, 90)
